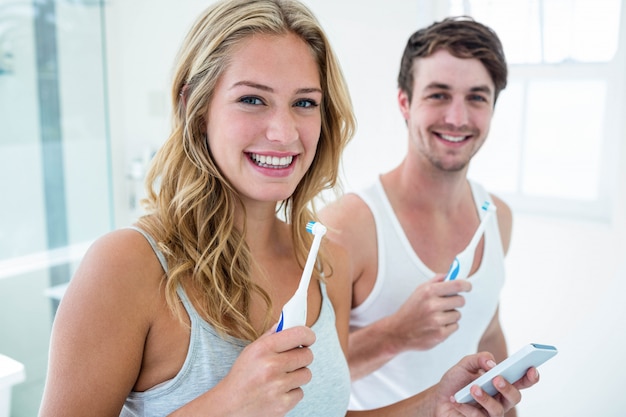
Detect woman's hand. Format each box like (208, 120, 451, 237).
(176, 325, 316, 417)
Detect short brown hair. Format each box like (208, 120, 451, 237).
(398, 16, 508, 104)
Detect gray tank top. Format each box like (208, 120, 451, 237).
(121, 226, 350, 417)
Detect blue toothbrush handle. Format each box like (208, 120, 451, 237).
(445, 258, 460, 281)
(276, 311, 285, 332)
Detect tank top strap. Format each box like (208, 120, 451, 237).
(126, 226, 200, 321)
(127, 226, 169, 273)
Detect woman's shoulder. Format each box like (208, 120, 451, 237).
(63, 227, 167, 314)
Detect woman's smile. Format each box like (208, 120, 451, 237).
(247, 152, 297, 169)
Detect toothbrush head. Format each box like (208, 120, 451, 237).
(481, 201, 497, 213)
(306, 221, 327, 237)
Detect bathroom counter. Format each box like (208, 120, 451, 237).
(0, 354, 25, 417)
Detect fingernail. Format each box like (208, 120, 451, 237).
(495, 376, 506, 388)
(472, 386, 483, 398)
(487, 359, 497, 369)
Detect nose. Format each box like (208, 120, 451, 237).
(266, 108, 298, 144)
(443, 98, 470, 128)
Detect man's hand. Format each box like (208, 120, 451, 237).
(435, 352, 540, 417)
(386, 274, 472, 352)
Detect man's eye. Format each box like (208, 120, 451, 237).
(240, 96, 263, 105)
(429, 93, 447, 100)
(469, 94, 488, 103)
(294, 99, 319, 108)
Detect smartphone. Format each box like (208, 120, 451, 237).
(454, 343, 558, 404)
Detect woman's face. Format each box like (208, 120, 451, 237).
(206, 32, 322, 205)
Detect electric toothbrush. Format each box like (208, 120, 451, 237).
(444, 201, 497, 281)
(276, 221, 327, 331)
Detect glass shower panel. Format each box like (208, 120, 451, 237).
(1, 0, 112, 262)
(0, 1, 112, 415)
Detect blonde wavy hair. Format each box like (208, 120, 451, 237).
(137, 0, 355, 341)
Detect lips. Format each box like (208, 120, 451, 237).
(248, 152, 295, 169)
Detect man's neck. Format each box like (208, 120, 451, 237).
(381, 158, 471, 215)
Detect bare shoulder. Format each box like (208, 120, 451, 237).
(41, 228, 169, 415)
(57, 229, 164, 344)
(319, 193, 379, 300)
(323, 239, 352, 301)
(319, 193, 375, 249)
(66, 228, 164, 297)
(321, 238, 352, 352)
(490, 193, 513, 254)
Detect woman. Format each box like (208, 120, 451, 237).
(39, 1, 538, 416)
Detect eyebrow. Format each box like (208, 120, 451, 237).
(424, 82, 492, 96)
(231, 80, 322, 95)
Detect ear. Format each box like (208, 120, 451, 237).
(397, 88, 411, 122)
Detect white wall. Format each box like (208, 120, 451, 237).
(105, 0, 212, 226)
(104, 1, 626, 416)
(299, 0, 417, 194)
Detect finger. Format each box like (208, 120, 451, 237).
(269, 326, 317, 353)
(434, 279, 472, 298)
(441, 323, 460, 341)
(443, 313, 462, 329)
(492, 375, 521, 411)
(430, 273, 447, 283)
(282, 387, 305, 412)
(514, 367, 540, 390)
(286, 365, 313, 389)
(469, 384, 506, 416)
(280, 344, 315, 372)
(435, 309, 462, 327)
(459, 351, 497, 375)
(438, 293, 467, 310)
(442, 279, 472, 296)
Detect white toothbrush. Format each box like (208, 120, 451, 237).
(444, 201, 497, 281)
(276, 221, 327, 331)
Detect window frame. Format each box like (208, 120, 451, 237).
(435, 0, 626, 223)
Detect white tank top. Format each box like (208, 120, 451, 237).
(348, 179, 505, 410)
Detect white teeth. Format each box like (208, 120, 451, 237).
(249, 153, 294, 168)
(440, 134, 467, 143)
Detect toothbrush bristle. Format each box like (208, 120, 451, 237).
(481, 201, 497, 212)
(306, 221, 327, 236)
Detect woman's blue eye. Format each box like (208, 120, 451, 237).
(294, 99, 319, 108)
(240, 96, 263, 105)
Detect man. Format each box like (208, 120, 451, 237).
(320, 17, 518, 416)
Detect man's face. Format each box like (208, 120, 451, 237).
(398, 48, 495, 173)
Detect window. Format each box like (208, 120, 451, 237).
(448, 0, 624, 221)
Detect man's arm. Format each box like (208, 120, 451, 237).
(480, 195, 516, 416)
(320, 194, 471, 381)
(347, 275, 470, 380)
